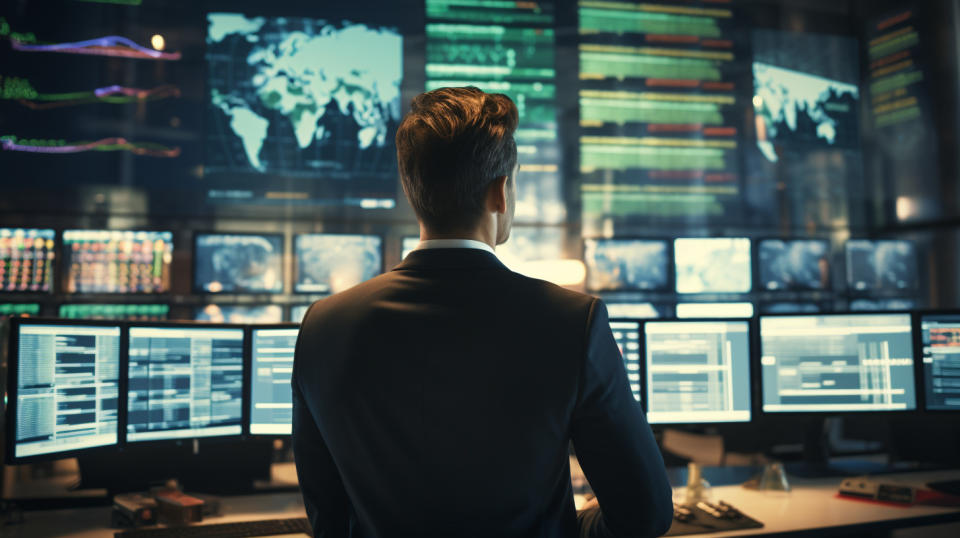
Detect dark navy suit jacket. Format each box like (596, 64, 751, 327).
(292, 248, 672, 537)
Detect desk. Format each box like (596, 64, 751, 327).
(3, 467, 960, 537)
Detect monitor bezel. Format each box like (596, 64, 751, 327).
(756, 310, 920, 417)
(191, 231, 287, 295)
(245, 323, 300, 437)
(754, 237, 833, 293)
(914, 309, 960, 414)
(292, 233, 385, 295)
(843, 239, 920, 295)
(0, 228, 58, 295)
(122, 321, 248, 445)
(582, 237, 673, 293)
(5, 317, 125, 465)
(673, 236, 754, 295)
(641, 317, 754, 426)
(60, 229, 175, 295)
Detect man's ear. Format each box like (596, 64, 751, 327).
(487, 175, 509, 214)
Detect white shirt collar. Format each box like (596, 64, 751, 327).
(415, 239, 496, 255)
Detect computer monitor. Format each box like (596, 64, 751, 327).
(758, 239, 830, 291)
(401, 236, 419, 259)
(295, 234, 382, 294)
(127, 325, 245, 442)
(676, 302, 754, 319)
(0, 303, 40, 320)
(194, 304, 284, 324)
(7, 320, 121, 462)
(605, 302, 666, 319)
(643, 321, 752, 424)
(194, 233, 285, 294)
(584, 239, 669, 292)
(609, 320, 641, 402)
(675, 238, 752, 294)
(62, 230, 173, 294)
(759, 313, 917, 413)
(0, 228, 55, 293)
(845, 240, 918, 292)
(249, 327, 299, 435)
(59, 304, 170, 321)
(919, 313, 960, 411)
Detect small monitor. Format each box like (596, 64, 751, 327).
(289, 304, 312, 323)
(194, 233, 285, 294)
(676, 302, 754, 319)
(250, 327, 299, 435)
(758, 239, 830, 291)
(760, 314, 917, 413)
(675, 238, 751, 294)
(295, 234, 382, 294)
(609, 320, 641, 402)
(606, 302, 666, 319)
(920, 314, 960, 411)
(845, 240, 918, 292)
(644, 321, 752, 424)
(59, 304, 170, 321)
(194, 304, 283, 324)
(127, 325, 245, 442)
(8, 321, 121, 461)
(584, 239, 669, 292)
(0, 303, 40, 319)
(849, 298, 916, 312)
(0, 228, 56, 293)
(63, 230, 173, 294)
(401, 236, 420, 259)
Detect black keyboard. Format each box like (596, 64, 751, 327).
(114, 518, 311, 538)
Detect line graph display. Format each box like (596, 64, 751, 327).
(1, 76, 180, 109)
(1, 136, 180, 157)
(9, 35, 181, 60)
(204, 13, 401, 209)
(425, 0, 564, 224)
(577, 0, 742, 232)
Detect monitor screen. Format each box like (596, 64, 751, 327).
(675, 238, 751, 294)
(849, 298, 916, 312)
(609, 320, 641, 402)
(644, 321, 752, 424)
(194, 304, 284, 324)
(605, 302, 666, 320)
(127, 326, 244, 441)
(59, 304, 170, 321)
(758, 239, 830, 291)
(250, 328, 299, 435)
(62, 230, 173, 294)
(401, 237, 419, 259)
(194, 233, 284, 294)
(676, 302, 754, 319)
(845, 240, 918, 292)
(762, 302, 822, 314)
(12, 323, 120, 460)
(584, 239, 669, 292)
(760, 314, 917, 413)
(295, 234, 382, 294)
(1, 228, 55, 293)
(920, 314, 960, 411)
(0, 303, 40, 319)
(204, 12, 402, 209)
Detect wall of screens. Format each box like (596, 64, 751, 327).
(0, 0, 950, 317)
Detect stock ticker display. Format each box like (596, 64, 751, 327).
(127, 326, 244, 441)
(0, 229, 55, 293)
(62, 231, 173, 294)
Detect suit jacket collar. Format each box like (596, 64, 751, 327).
(393, 247, 509, 272)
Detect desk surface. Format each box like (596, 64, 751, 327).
(4, 467, 960, 537)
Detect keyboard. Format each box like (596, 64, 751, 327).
(114, 518, 311, 538)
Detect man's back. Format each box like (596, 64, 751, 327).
(293, 248, 673, 537)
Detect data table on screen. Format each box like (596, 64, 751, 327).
(127, 327, 244, 442)
(250, 328, 299, 435)
(920, 314, 960, 411)
(760, 314, 916, 413)
(13, 324, 121, 460)
(644, 321, 751, 424)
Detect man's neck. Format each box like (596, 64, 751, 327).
(420, 227, 496, 250)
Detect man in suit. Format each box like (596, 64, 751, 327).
(293, 87, 673, 537)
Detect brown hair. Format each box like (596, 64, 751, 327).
(395, 87, 518, 232)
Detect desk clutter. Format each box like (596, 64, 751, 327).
(667, 500, 764, 536)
